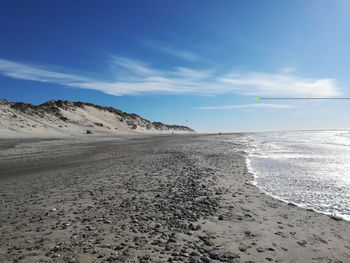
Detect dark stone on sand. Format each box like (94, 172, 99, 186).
(209, 251, 220, 259)
(256, 247, 265, 252)
(200, 255, 211, 263)
(297, 240, 307, 247)
(238, 245, 247, 252)
(191, 251, 201, 257)
(168, 237, 177, 243)
(330, 215, 343, 221)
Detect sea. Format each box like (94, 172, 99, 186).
(243, 130, 350, 221)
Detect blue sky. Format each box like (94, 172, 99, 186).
(1, 0, 350, 132)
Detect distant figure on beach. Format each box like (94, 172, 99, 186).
(219, 132, 221, 135)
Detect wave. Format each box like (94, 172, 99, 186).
(242, 131, 350, 222)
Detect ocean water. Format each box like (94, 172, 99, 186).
(244, 130, 350, 221)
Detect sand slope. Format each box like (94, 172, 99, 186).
(0, 99, 194, 138)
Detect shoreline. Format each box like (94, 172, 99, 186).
(244, 131, 350, 223)
(0, 134, 349, 262)
(247, 174, 350, 222)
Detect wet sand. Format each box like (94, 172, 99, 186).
(0, 134, 349, 263)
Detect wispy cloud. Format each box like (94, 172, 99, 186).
(195, 103, 295, 110)
(0, 58, 86, 83)
(142, 40, 199, 61)
(109, 56, 160, 77)
(0, 57, 341, 97)
(220, 72, 339, 97)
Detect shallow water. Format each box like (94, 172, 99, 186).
(243, 130, 350, 221)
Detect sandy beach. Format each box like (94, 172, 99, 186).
(0, 134, 349, 263)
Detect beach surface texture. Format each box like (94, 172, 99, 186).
(0, 134, 349, 263)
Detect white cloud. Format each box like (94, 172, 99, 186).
(142, 40, 199, 61)
(0, 57, 341, 97)
(195, 103, 295, 110)
(0, 58, 86, 83)
(172, 67, 212, 80)
(220, 72, 339, 97)
(110, 56, 160, 77)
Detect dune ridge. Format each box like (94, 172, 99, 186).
(0, 99, 194, 137)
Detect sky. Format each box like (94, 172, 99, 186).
(1, 0, 350, 132)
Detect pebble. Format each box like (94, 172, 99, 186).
(256, 247, 265, 252)
(200, 255, 211, 263)
(209, 251, 220, 259)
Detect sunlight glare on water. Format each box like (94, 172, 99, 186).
(243, 131, 350, 221)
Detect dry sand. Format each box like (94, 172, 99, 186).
(0, 134, 349, 263)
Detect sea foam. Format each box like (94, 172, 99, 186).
(242, 130, 350, 221)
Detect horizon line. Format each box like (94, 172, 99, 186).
(255, 97, 350, 100)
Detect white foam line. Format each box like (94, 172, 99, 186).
(243, 138, 350, 222)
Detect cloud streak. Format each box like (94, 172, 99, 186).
(0, 57, 340, 97)
(220, 72, 339, 97)
(0, 58, 86, 83)
(142, 40, 199, 61)
(195, 103, 295, 110)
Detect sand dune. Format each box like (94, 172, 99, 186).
(0, 99, 194, 138)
